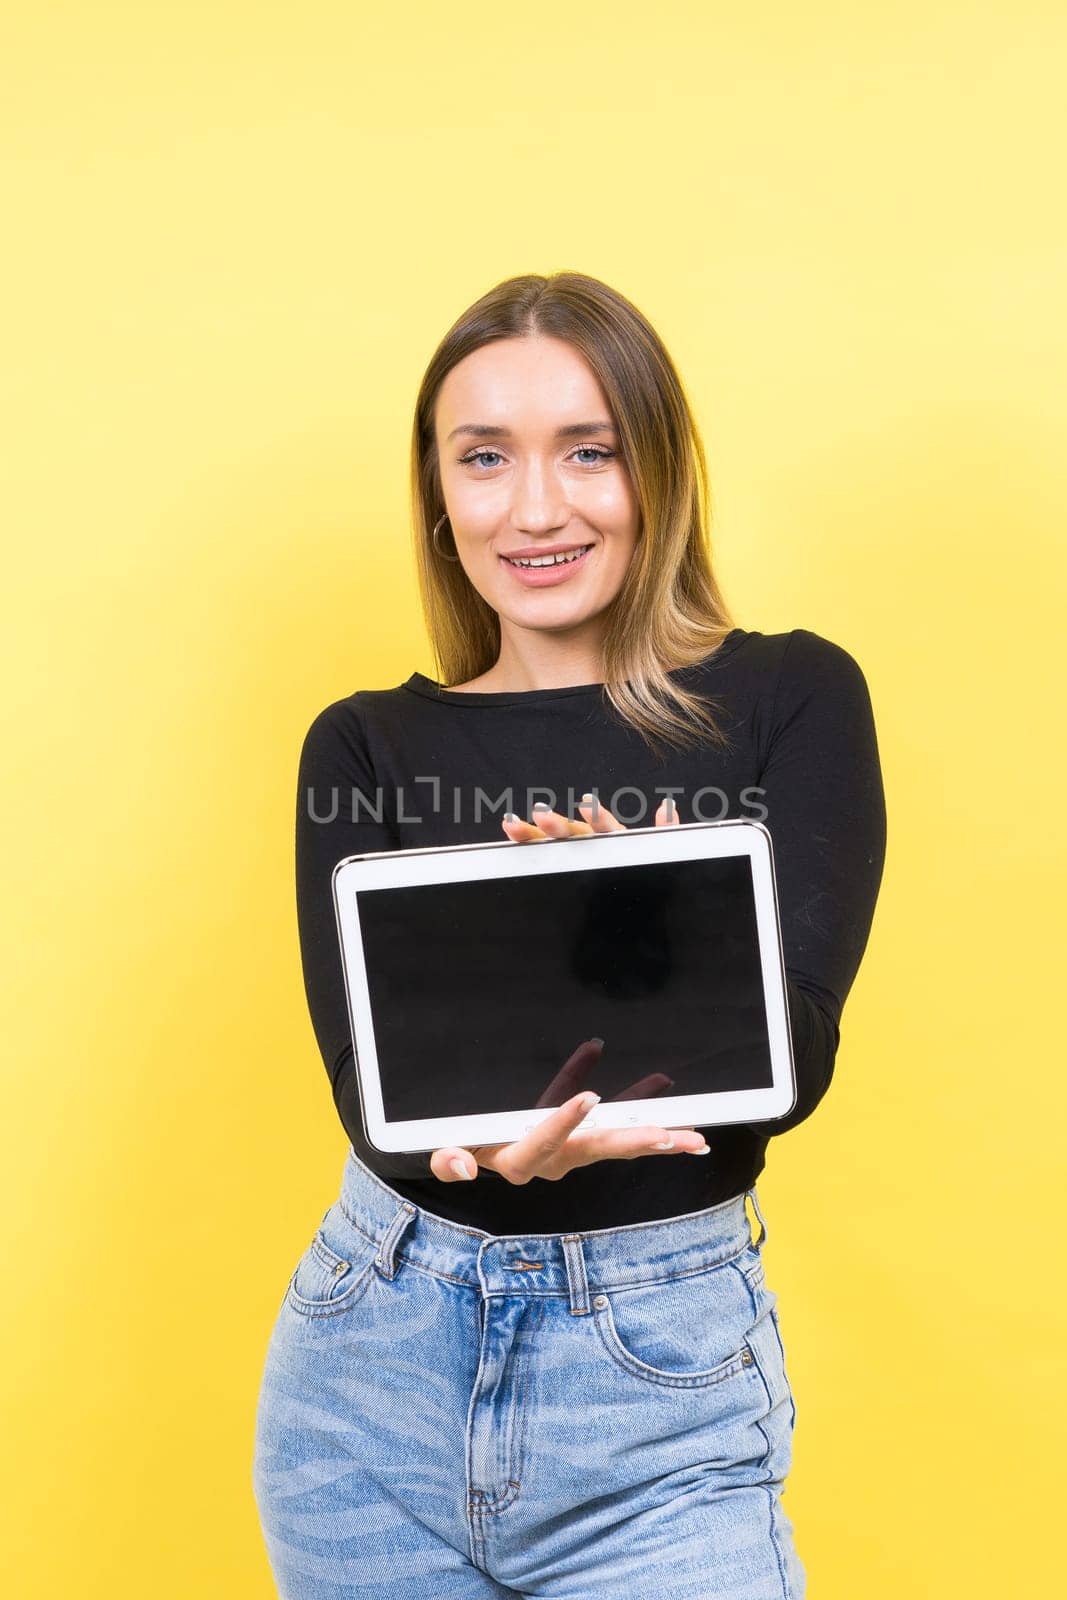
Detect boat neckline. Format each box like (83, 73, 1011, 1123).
(400, 628, 748, 706)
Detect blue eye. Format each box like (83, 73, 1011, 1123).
(459, 446, 616, 470)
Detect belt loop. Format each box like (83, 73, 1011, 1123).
(746, 1185, 768, 1249)
(374, 1201, 418, 1279)
(562, 1235, 591, 1315)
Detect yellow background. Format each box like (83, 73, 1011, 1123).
(2, 3, 1064, 1594)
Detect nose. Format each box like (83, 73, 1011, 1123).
(510, 457, 570, 535)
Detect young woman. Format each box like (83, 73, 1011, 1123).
(253, 271, 886, 1598)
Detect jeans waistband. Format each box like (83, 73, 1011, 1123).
(337, 1145, 769, 1308)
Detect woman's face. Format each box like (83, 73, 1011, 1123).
(434, 336, 640, 636)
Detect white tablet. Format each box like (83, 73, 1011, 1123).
(331, 818, 797, 1155)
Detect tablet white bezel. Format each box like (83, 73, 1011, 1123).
(331, 818, 797, 1153)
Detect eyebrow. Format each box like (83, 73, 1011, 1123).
(446, 420, 617, 443)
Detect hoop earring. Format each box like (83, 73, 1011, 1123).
(432, 513, 461, 562)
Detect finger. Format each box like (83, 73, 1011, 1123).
(655, 795, 682, 825)
(575, 794, 627, 832)
(489, 1090, 603, 1184)
(529, 802, 594, 837)
(564, 1124, 711, 1166)
(501, 813, 549, 842)
(429, 1146, 482, 1182)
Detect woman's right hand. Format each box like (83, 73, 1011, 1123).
(429, 1090, 710, 1184)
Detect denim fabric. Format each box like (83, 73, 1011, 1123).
(253, 1146, 804, 1598)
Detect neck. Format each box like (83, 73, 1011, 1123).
(484, 622, 608, 692)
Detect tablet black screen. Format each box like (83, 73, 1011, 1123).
(350, 854, 777, 1120)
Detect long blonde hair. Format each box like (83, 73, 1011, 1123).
(409, 271, 737, 756)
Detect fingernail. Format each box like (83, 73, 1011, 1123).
(503, 812, 518, 823)
(686, 1143, 711, 1155)
(532, 802, 551, 812)
(450, 1158, 474, 1179)
(578, 1092, 601, 1112)
(579, 793, 595, 802)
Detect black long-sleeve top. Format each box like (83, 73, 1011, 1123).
(294, 626, 887, 1232)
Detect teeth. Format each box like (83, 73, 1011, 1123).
(506, 546, 590, 568)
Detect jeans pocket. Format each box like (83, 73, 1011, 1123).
(285, 1201, 380, 1319)
(591, 1247, 759, 1389)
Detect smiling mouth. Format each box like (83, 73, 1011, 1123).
(501, 544, 594, 570)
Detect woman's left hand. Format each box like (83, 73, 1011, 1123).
(501, 792, 679, 840)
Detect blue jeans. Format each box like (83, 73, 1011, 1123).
(253, 1146, 805, 1598)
